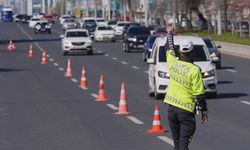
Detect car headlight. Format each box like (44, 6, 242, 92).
(158, 71, 170, 78)
(64, 41, 71, 45)
(210, 52, 217, 57)
(203, 70, 215, 78)
(86, 40, 92, 44)
(128, 38, 137, 42)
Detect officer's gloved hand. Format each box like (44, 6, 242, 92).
(201, 111, 208, 124)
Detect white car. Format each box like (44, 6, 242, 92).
(115, 21, 130, 36)
(29, 17, 41, 28)
(147, 35, 217, 99)
(80, 17, 96, 28)
(59, 15, 72, 24)
(61, 29, 93, 55)
(95, 18, 107, 26)
(62, 18, 77, 30)
(94, 26, 115, 42)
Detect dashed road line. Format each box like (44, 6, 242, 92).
(112, 57, 118, 60)
(54, 63, 59, 66)
(97, 50, 102, 53)
(104, 54, 109, 56)
(46, 54, 50, 57)
(144, 71, 148, 74)
(106, 104, 118, 110)
(226, 69, 237, 73)
(49, 58, 54, 61)
(71, 78, 78, 83)
(132, 66, 139, 70)
(126, 116, 144, 125)
(91, 93, 98, 98)
(121, 61, 128, 65)
(157, 136, 174, 146)
(59, 67, 64, 71)
(240, 101, 250, 105)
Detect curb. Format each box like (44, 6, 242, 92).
(215, 41, 250, 60)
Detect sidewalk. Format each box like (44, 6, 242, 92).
(214, 41, 250, 59)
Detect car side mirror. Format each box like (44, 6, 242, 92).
(147, 58, 155, 64)
(217, 45, 221, 49)
(212, 56, 219, 62)
(60, 35, 64, 38)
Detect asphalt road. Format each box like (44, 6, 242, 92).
(0, 22, 249, 150)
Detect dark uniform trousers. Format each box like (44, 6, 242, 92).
(168, 105, 196, 150)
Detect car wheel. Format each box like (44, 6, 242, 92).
(142, 52, 147, 62)
(206, 92, 217, 99)
(111, 39, 116, 42)
(124, 43, 128, 52)
(62, 51, 68, 56)
(216, 62, 221, 69)
(88, 49, 93, 55)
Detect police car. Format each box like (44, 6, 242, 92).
(147, 35, 217, 99)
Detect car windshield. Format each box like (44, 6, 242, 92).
(203, 39, 215, 49)
(158, 45, 209, 62)
(32, 18, 40, 21)
(65, 19, 75, 22)
(148, 36, 158, 44)
(97, 19, 105, 22)
(66, 31, 88, 37)
(108, 21, 117, 25)
(117, 23, 126, 26)
(98, 26, 113, 30)
(156, 28, 166, 32)
(63, 16, 70, 19)
(128, 27, 150, 35)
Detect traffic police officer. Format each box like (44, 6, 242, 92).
(163, 25, 208, 150)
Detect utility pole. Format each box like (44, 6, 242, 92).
(217, 9, 222, 35)
(144, 0, 148, 26)
(108, 0, 111, 21)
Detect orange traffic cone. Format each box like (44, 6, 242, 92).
(79, 66, 88, 89)
(65, 58, 73, 77)
(115, 82, 130, 115)
(147, 105, 167, 133)
(41, 50, 47, 64)
(96, 74, 108, 102)
(7, 40, 15, 51)
(28, 44, 34, 58)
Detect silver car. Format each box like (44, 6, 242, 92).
(62, 18, 77, 30)
(61, 29, 93, 55)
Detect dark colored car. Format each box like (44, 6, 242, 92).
(34, 22, 51, 34)
(123, 26, 151, 52)
(202, 37, 221, 69)
(143, 35, 161, 61)
(123, 22, 141, 35)
(82, 21, 97, 38)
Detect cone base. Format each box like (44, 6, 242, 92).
(95, 98, 108, 102)
(65, 74, 72, 77)
(41, 62, 47, 65)
(147, 128, 167, 133)
(79, 86, 88, 90)
(115, 111, 130, 115)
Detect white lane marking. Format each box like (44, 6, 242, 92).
(39, 48, 43, 51)
(71, 78, 78, 83)
(104, 54, 109, 56)
(157, 136, 174, 146)
(126, 116, 144, 125)
(35, 43, 39, 46)
(91, 93, 98, 98)
(97, 50, 102, 53)
(106, 104, 118, 110)
(132, 66, 139, 70)
(240, 101, 250, 105)
(46, 54, 50, 57)
(112, 57, 118, 60)
(121, 61, 128, 65)
(16, 23, 33, 40)
(54, 63, 59, 66)
(59, 67, 64, 71)
(144, 71, 148, 74)
(49, 58, 54, 61)
(226, 69, 237, 73)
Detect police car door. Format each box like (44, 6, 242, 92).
(148, 43, 158, 91)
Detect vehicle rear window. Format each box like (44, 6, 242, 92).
(148, 36, 158, 44)
(158, 45, 209, 62)
(97, 19, 105, 22)
(128, 27, 150, 35)
(118, 23, 126, 26)
(66, 31, 88, 37)
(108, 21, 117, 25)
(98, 26, 113, 30)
